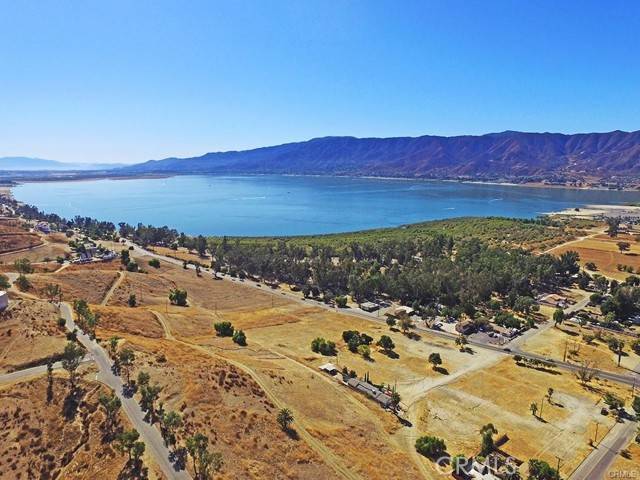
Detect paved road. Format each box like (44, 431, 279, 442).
(125, 240, 640, 387)
(570, 417, 638, 480)
(60, 303, 190, 480)
(0, 356, 92, 385)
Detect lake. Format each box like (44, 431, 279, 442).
(12, 175, 640, 236)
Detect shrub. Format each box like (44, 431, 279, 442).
(214, 321, 234, 337)
(311, 337, 336, 356)
(168, 288, 188, 306)
(126, 261, 139, 272)
(415, 435, 446, 458)
(232, 329, 247, 346)
(148, 258, 161, 269)
(335, 295, 348, 308)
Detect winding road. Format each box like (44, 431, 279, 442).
(59, 302, 190, 480)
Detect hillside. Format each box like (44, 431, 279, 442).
(119, 130, 640, 180)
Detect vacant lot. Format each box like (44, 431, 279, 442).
(0, 298, 67, 373)
(94, 305, 165, 339)
(413, 357, 630, 478)
(0, 376, 131, 480)
(521, 322, 640, 374)
(31, 269, 119, 304)
(119, 334, 337, 480)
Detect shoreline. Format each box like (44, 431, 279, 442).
(5, 171, 640, 192)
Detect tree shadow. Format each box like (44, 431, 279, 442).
(62, 387, 83, 421)
(284, 428, 300, 440)
(117, 460, 148, 480)
(382, 350, 399, 359)
(433, 366, 449, 375)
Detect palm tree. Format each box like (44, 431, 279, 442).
(276, 408, 294, 431)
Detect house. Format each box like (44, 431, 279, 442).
(456, 319, 476, 335)
(360, 301, 380, 312)
(36, 222, 50, 233)
(387, 305, 414, 318)
(346, 378, 394, 408)
(319, 363, 339, 375)
(0, 291, 8, 312)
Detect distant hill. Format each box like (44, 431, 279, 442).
(119, 130, 640, 180)
(0, 157, 124, 171)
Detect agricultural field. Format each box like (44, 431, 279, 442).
(221, 216, 580, 252)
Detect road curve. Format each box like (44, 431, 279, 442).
(60, 303, 190, 480)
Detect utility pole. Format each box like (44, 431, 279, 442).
(563, 340, 568, 362)
(593, 422, 600, 445)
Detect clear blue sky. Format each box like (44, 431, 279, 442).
(1, 0, 639, 164)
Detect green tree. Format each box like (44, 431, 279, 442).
(528, 458, 561, 480)
(161, 411, 182, 448)
(120, 249, 130, 265)
(186, 433, 223, 479)
(415, 435, 446, 458)
(232, 329, 247, 346)
(169, 288, 188, 306)
(148, 258, 161, 268)
(357, 344, 371, 359)
(61, 341, 84, 390)
(530, 402, 538, 417)
(428, 352, 442, 370)
(127, 294, 137, 307)
(455, 334, 468, 351)
(98, 392, 122, 438)
(214, 321, 234, 337)
(480, 423, 498, 456)
(14, 258, 33, 274)
(276, 408, 294, 431)
(15, 274, 31, 291)
(118, 348, 135, 384)
(0, 274, 10, 289)
(376, 335, 395, 352)
(115, 429, 140, 460)
(553, 308, 565, 327)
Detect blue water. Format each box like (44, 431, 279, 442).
(12, 175, 640, 236)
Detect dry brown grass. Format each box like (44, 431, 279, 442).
(0, 376, 130, 479)
(521, 323, 640, 375)
(94, 305, 165, 339)
(120, 335, 337, 480)
(552, 234, 640, 280)
(30, 269, 119, 304)
(414, 357, 632, 477)
(0, 298, 67, 373)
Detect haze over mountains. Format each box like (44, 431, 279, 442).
(119, 130, 640, 179)
(0, 157, 123, 171)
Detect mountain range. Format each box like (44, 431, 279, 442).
(0, 157, 124, 171)
(5, 130, 640, 180)
(118, 130, 640, 180)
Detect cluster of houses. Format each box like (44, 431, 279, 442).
(73, 243, 117, 264)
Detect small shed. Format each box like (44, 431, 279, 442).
(319, 363, 339, 375)
(360, 301, 379, 312)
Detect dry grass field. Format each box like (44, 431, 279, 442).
(0, 298, 67, 373)
(0, 376, 133, 480)
(551, 232, 640, 280)
(118, 334, 337, 480)
(520, 322, 640, 375)
(30, 269, 119, 304)
(413, 357, 632, 478)
(94, 305, 165, 339)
